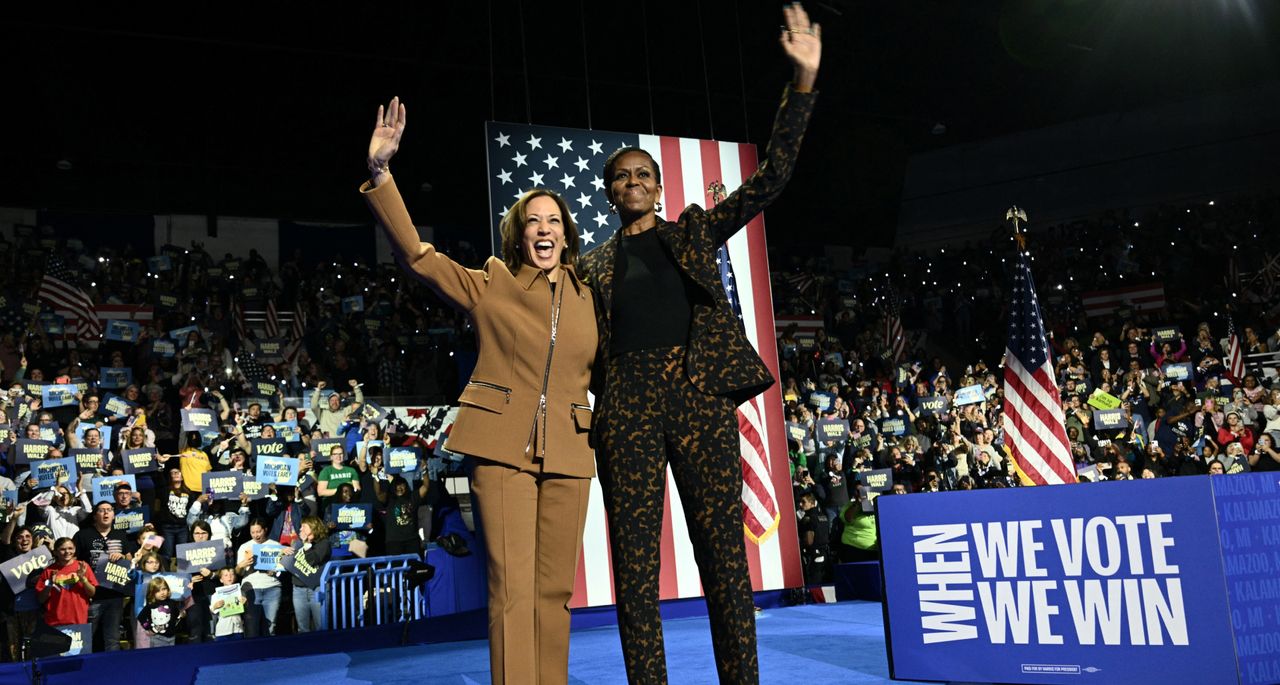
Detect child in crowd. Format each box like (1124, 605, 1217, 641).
(136, 577, 183, 647)
(34, 537, 97, 626)
(210, 567, 249, 641)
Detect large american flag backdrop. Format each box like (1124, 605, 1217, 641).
(485, 121, 803, 608)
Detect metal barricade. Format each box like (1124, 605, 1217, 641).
(318, 555, 427, 630)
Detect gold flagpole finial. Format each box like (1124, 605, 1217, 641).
(1006, 206, 1028, 249)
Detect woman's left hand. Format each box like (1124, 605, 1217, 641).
(780, 3, 822, 86)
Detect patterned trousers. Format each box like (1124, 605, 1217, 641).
(597, 347, 758, 685)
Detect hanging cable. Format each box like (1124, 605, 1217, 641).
(695, 0, 715, 140)
(487, 0, 496, 122)
(578, 0, 593, 129)
(517, 0, 532, 123)
(732, 1, 750, 141)
(640, 2, 655, 135)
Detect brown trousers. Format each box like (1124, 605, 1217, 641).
(471, 460, 591, 685)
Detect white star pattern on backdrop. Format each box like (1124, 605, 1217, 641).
(486, 125, 636, 255)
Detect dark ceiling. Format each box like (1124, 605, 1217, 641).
(3, 1, 1277, 250)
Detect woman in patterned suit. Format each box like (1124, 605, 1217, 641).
(577, 4, 822, 683)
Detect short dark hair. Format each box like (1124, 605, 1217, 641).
(601, 146, 661, 204)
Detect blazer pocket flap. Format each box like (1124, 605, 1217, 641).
(460, 382, 510, 414)
(571, 403, 593, 432)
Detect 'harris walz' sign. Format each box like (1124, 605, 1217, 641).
(878, 477, 1245, 684)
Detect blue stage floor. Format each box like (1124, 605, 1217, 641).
(193, 601, 925, 685)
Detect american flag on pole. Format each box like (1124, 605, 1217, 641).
(1001, 245, 1075, 485)
(38, 256, 101, 341)
(883, 282, 905, 362)
(485, 121, 802, 607)
(1226, 316, 1245, 383)
(231, 296, 246, 342)
(264, 299, 280, 338)
(290, 301, 306, 342)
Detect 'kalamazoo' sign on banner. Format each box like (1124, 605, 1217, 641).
(878, 475, 1275, 684)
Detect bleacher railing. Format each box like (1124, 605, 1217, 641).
(318, 554, 427, 630)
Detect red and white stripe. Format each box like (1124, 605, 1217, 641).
(1079, 283, 1166, 317)
(265, 299, 280, 338)
(55, 305, 154, 340)
(1226, 319, 1245, 383)
(232, 297, 246, 341)
(1001, 353, 1076, 485)
(39, 278, 101, 341)
(775, 314, 824, 338)
(569, 134, 801, 607)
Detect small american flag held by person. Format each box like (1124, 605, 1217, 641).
(485, 121, 802, 607)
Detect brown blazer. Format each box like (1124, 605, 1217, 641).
(362, 177, 598, 478)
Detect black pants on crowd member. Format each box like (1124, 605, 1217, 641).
(88, 596, 124, 651)
(597, 347, 758, 685)
(384, 538, 419, 556)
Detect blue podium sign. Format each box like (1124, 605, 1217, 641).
(878, 476, 1243, 684)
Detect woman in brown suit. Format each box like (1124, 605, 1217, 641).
(361, 97, 597, 685)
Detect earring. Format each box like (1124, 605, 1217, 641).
(608, 203, 617, 215)
(655, 201, 663, 213)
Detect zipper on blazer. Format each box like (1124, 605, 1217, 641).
(466, 380, 512, 403)
(526, 277, 565, 457)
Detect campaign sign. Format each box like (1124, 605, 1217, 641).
(22, 380, 45, 399)
(93, 555, 133, 592)
(1153, 326, 1181, 344)
(858, 467, 893, 492)
(58, 624, 91, 657)
(98, 367, 133, 389)
(104, 319, 141, 343)
(878, 477, 1237, 685)
(280, 546, 322, 585)
(1164, 362, 1194, 382)
(14, 439, 53, 464)
(0, 426, 11, 444)
(1211, 474, 1280, 685)
(157, 293, 180, 310)
(148, 255, 172, 272)
(361, 400, 389, 425)
(113, 506, 150, 534)
(255, 455, 299, 486)
(251, 438, 288, 460)
(878, 417, 907, 437)
(786, 422, 808, 444)
(253, 542, 287, 572)
(92, 475, 137, 504)
(169, 325, 198, 344)
(256, 381, 281, 398)
(311, 438, 343, 463)
(1, 547, 53, 594)
(329, 503, 373, 531)
(181, 408, 218, 432)
(241, 287, 259, 299)
(808, 391, 835, 412)
(70, 448, 106, 473)
(341, 295, 365, 313)
(101, 393, 134, 419)
(1092, 409, 1129, 432)
(1, 490, 17, 509)
(75, 423, 111, 450)
(918, 395, 950, 416)
(386, 446, 420, 475)
(242, 478, 268, 501)
(40, 314, 65, 336)
(954, 384, 987, 406)
(202, 471, 245, 500)
(41, 384, 77, 408)
(133, 572, 190, 607)
(815, 418, 851, 444)
(151, 339, 176, 358)
(305, 389, 337, 409)
(176, 539, 226, 573)
(257, 338, 286, 362)
(123, 448, 160, 474)
(1087, 389, 1122, 411)
(34, 457, 76, 489)
(268, 421, 300, 443)
(39, 423, 60, 445)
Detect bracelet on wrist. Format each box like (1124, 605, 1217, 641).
(368, 161, 390, 176)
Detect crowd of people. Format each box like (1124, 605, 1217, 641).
(775, 192, 1280, 584)
(0, 189, 1276, 654)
